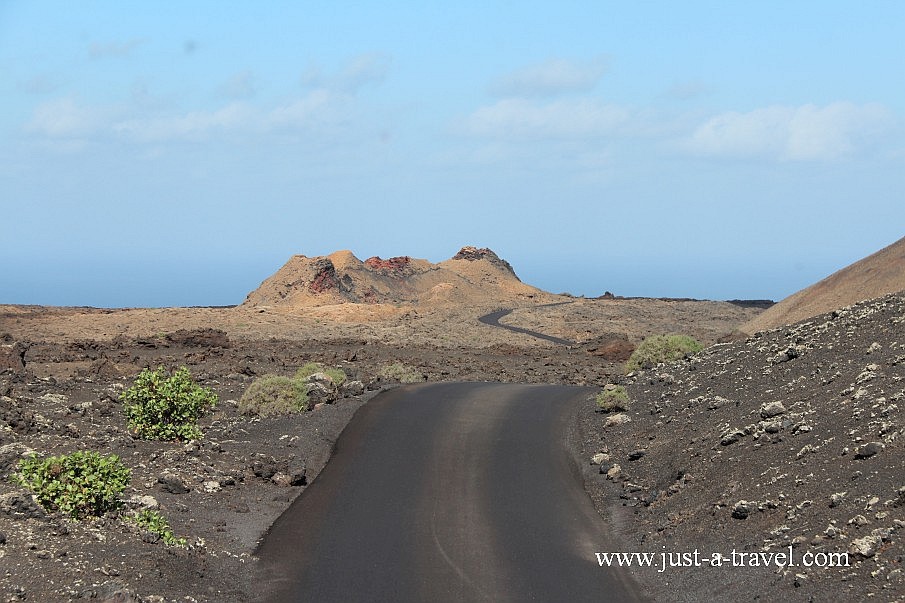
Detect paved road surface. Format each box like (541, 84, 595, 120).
(254, 382, 647, 602)
(477, 308, 575, 346)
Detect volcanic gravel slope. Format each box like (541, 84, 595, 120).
(741, 235, 905, 335)
(576, 292, 905, 602)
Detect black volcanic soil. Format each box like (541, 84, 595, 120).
(575, 292, 905, 602)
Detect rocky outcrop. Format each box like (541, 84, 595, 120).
(451, 246, 519, 280)
(308, 259, 342, 294)
(0, 342, 26, 375)
(364, 256, 417, 278)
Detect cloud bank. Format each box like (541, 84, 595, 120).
(685, 102, 893, 161)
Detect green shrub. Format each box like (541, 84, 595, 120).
(239, 374, 309, 416)
(128, 509, 186, 547)
(121, 366, 218, 441)
(624, 334, 703, 373)
(596, 385, 629, 412)
(379, 362, 424, 383)
(294, 362, 346, 386)
(13, 451, 131, 519)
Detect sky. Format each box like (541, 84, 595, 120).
(1, 1, 903, 307)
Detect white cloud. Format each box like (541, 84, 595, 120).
(685, 102, 893, 161)
(25, 97, 104, 137)
(25, 88, 361, 144)
(490, 57, 608, 98)
(113, 103, 255, 142)
(464, 98, 629, 140)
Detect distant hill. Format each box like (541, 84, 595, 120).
(243, 246, 556, 308)
(740, 235, 905, 334)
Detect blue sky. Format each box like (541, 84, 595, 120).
(2, 1, 903, 307)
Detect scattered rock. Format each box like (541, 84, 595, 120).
(829, 492, 847, 508)
(604, 413, 631, 428)
(124, 495, 159, 511)
(760, 401, 787, 419)
(731, 500, 753, 519)
(628, 449, 646, 461)
(849, 534, 882, 558)
(590, 453, 609, 466)
(605, 464, 623, 480)
(76, 582, 142, 602)
(705, 396, 730, 410)
(770, 346, 800, 364)
(156, 473, 189, 495)
(720, 429, 745, 446)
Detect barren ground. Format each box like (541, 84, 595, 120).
(6, 296, 896, 602)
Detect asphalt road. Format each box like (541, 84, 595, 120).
(478, 308, 575, 346)
(254, 382, 647, 602)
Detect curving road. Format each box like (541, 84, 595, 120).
(254, 383, 647, 602)
(477, 308, 575, 346)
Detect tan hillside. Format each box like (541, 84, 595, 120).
(242, 246, 556, 309)
(741, 235, 905, 334)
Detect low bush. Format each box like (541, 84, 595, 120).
(121, 366, 217, 441)
(294, 362, 347, 386)
(13, 450, 131, 519)
(596, 385, 630, 412)
(379, 362, 425, 383)
(239, 374, 309, 416)
(624, 334, 703, 373)
(128, 509, 186, 547)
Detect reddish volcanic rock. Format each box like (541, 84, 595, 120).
(364, 256, 415, 277)
(308, 259, 339, 294)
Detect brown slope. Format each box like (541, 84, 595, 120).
(242, 246, 556, 309)
(741, 235, 905, 334)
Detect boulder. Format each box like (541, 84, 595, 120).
(731, 500, 753, 519)
(306, 381, 335, 404)
(157, 473, 189, 495)
(760, 401, 787, 419)
(855, 442, 884, 459)
(340, 380, 365, 397)
(0, 343, 26, 374)
(0, 492, 46, 519)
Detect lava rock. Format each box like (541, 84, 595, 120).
(628, 449, 646, 461)
(855, 442, 884, 459)
(760, 401, 787, 419)
(157, 473, 190, 495)
(731, 500, 753, 519)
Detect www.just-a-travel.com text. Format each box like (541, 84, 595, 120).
(596, 547, 850, 573)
